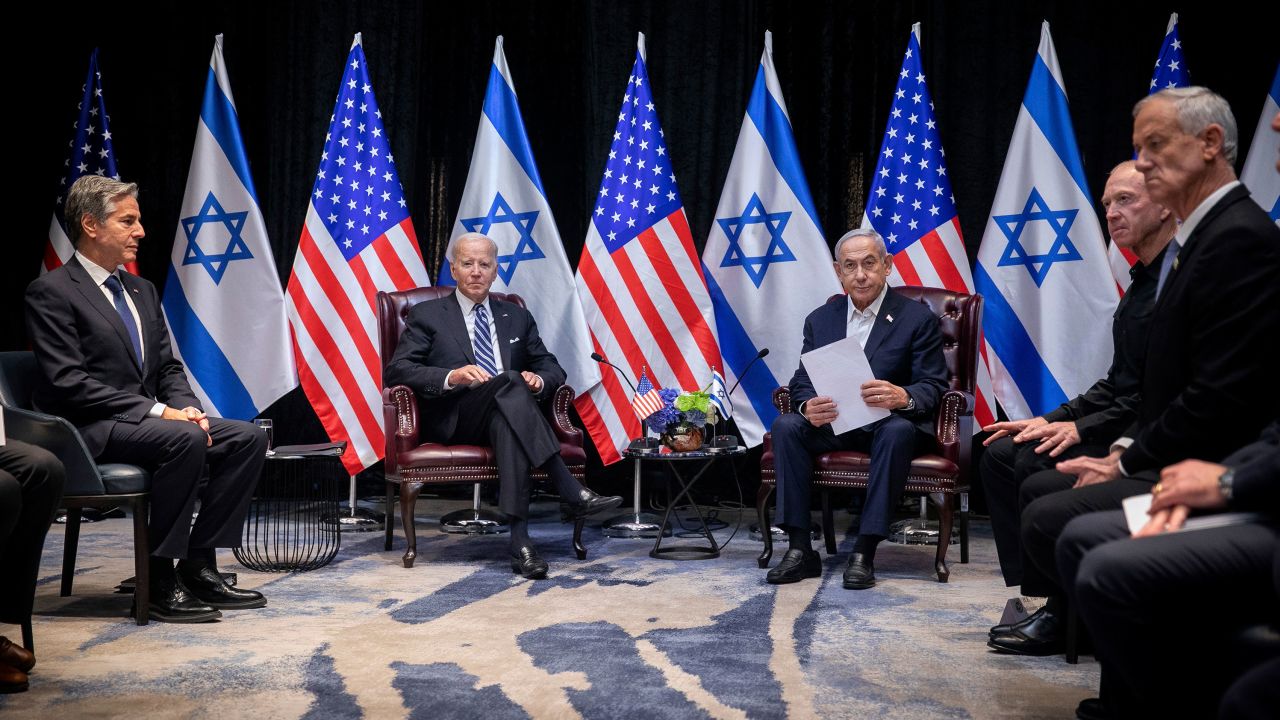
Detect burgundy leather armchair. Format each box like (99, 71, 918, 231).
(377, 287, 588, 568)
(758, 286, 983, 582)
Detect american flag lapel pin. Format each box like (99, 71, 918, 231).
(886, 313, 894, 323)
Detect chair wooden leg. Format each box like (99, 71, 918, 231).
(400, 481, 423, 568)
(21, 619, 33, 653)
(931, 492, 952, 583)
(1065, 602, 1080, 664)
(573, 517, 587, 560)
(821, 490, 837, 556)
(61, 507, 82, 597)
(384, 480, 396, 552)
(756, 483, 774, 568)
(960, 492, 970, 564)
(132, 496, 150, 626)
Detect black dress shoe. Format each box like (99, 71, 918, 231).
(178, 564, 267, 610)
(842, 552, 876, 589)
(766, 548, 822, 584)
(989, 605, 1047, 637)
(987, 606, 1064, 656)
(145, 577, 222, 623)
(510, 545, 549, 579)
(1075, 697, 1110, 720)
(571, 488, 624, 518)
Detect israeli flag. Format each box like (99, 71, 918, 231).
(162, 34, 296, 419)
(702, 31, 841, 447)
(443, 36, 599, 394)
(1240, 64, 1279, 224)
(975, 22, 1118, 420)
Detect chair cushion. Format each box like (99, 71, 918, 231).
(98, 464, 152, 494)
(400, 441, 585, 470)
(815, 451, 958, 479)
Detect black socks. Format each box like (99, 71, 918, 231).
(853, 534, 882, 562)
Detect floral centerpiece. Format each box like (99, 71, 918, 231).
(646, 386, 720, 452)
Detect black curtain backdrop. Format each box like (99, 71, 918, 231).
(8, 1, 1277, 486)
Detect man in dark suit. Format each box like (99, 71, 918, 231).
(765, 228, 948, 589)
(384, 233, 621, 579)
(24, 176, 268, 623)
(996, 86, 1280, 656)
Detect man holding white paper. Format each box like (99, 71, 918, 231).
(766, 229, 948, 589)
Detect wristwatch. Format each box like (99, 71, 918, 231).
(1217, 468, 1235, 502)
(902, 395, 915, 412)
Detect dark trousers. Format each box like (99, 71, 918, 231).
(1018, 475, 1153, 598)
(981, 437, 1108, 586)
(0, 440, 66, 624)
(447, 371, 564, 520)
(772, 412, 924, 539)
(1057, 509, 1280, 718)
(98, 417, 266, 560)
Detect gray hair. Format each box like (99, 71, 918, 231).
(64, 175, 139, 246)
(832, 228, 888, 261)
(1135, 86, 1238, 165)
(451, 232, 499, 262)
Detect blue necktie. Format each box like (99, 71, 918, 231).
(472, 304, 499, 376)
(1155, 241, 1181, 300)
(104, 274, 143, 366)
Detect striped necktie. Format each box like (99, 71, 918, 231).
(472, 304, 499, 376)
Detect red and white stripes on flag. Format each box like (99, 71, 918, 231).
(285, 35, 431, 475)
(574, 34, 722, 464)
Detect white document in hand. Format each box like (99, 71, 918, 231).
(800, 335, 890, 435)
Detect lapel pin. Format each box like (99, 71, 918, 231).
(885, 313, 894, 323)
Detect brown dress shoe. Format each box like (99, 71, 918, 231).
(0, 636, 35, 673)
(0, 663, 28, 693)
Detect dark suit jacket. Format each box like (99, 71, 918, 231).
(383, 292, 566, 443)
(24, 257, 200, 457)
(1121, 184, 1280, 474)
(1042, 248, 1161, 444)
(788, 288, 948, 435)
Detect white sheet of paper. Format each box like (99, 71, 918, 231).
(800, 335, 890, 435)
(0, 405, 6, 445)
(1122, 492, 1263, 535)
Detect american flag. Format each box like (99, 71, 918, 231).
(630, 368, 665, 421)
(44, 50, 138, 276)
(863, 24, 996, 428)
(285, 34, 431, 475)
(1110, 12, 1189, 290)
(574, 33, 723, 464)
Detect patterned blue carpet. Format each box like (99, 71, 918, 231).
(1, 501, 1099, 718)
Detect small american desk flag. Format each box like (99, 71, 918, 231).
(631, 369, 665, 421)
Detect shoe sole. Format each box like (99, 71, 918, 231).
(0, 681, 29, 694)
(766, 567, 822, 584)
(842, 579, 876, 589)
(511, 565, 548, 580)
(145, 607, 223, 624)
(202, 597, 267, 610)
(985, 639, 1063, 656)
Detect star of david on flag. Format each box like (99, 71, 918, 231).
(162, 34, 296, 421)
(993, 188, 1083, 287)
(180, 192, 254, 284)
(716, 193, 795, 288)
(975, 22, 1117, 420)
(862, 23, 997, 428)
(701, 31, 838, 448)
(1240, 63, 1280, 223)
(457, 192, 544, 284)
(1110, 12, 1192, 290)
(444, 36, 598, 396)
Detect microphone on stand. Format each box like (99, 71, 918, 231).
(590, 352, 658, 450)
(711, 348, 771, 449)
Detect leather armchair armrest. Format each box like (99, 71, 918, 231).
(382, 385, 420, 476)
(546, 385, 583, 448)
(2, 405, 105, 495)
(933, 389, 975, 486)
(772, 386, 792, 415)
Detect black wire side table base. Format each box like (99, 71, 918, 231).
(625, 447, 744, 561)
(234, 445, 346, 572)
